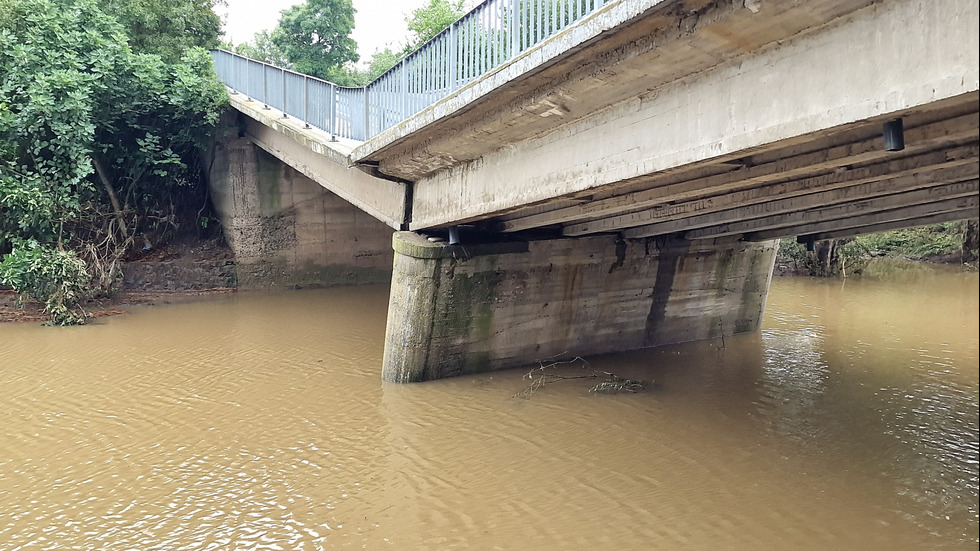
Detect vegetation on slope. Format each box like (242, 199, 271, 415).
(0, 0, 227, 324)
(776, 221, 979, 278)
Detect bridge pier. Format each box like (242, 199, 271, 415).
(382, 232, 778, 382)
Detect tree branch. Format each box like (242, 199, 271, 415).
(91, 154, 130, 240)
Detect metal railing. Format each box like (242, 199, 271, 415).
(211, 0, 611, 141)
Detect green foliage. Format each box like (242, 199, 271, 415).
(92, 47, 227, 210)
(0, 240, 89, 325)
(361, 48, 405, 86)
(99, 0, 224, 63)
(776, 222, 974, 277)
(364, 48, 403, 80)
(226, 30, 290, 67)
(405, 0, 466, 51)
(1, 0, 110, 244)
(1, 0, 228, 323)
(0, 170, 60, 243)
(855, 223, 964, 259)
(272, 0, 358, 81)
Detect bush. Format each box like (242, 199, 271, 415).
(857, 223, 964, 260)
(0, 241, 90, 325)
(776, 222, 975, 277)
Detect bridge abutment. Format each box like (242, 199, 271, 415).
(382, 232, 778, 382)
(208, 119, 395, 288)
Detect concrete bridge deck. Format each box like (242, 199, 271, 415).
(210, 0, 979, 381)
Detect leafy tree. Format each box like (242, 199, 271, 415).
(363, 47, 403, 82)
(1, 0, 227, 323)
(271, 0, 359, 81)
(227, 30, 291, 68)
(99, 0, 224, 63)
(405, 0, 466, 51)
(343, 2, 467, 86)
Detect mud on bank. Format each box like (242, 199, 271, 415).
(0, 287, 237, 324)
(1, 238, 238, 324)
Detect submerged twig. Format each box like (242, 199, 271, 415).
(588, 378, 646, 394)
(514, 355, 650, 399)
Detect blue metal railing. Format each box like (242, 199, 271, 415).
(211, 0, 611, 141)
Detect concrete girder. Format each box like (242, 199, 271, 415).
(774, 208, 980, 243)
(682, 182, 980, 241)
(501, 116, 979, 234)
(356, 0, 883, 181)
(230, 95, 409, 230)
(743, 195, 980, 243)
(617, 163, 980, 238)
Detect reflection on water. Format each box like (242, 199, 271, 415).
(0, 267, 977, 550)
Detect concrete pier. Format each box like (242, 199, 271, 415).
(382, 232, 778, 382)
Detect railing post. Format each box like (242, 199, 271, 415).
(363, 86, 370, 140)
(330, 83, 337, 140)
(449, 22, 458, 92)
(400, 58, 409, 122)
(245, 58, 252, 100)
(510, 0, 520, 58)
(304, 76, 311, 129)
(281, 67, 287, 118)
(262, 64, 270, 109)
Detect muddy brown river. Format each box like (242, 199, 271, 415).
(1, 263, 977, 550)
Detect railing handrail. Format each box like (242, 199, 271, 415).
(211, 0, 612, 141)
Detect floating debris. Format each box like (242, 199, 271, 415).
(514, 355, 651, 399)
(589, 378, 647, 394)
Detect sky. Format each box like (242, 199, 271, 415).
(216, 0, 431, 63)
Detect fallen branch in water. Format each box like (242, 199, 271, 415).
(589, 378, 646, 394)
(514, 355, 650, 399)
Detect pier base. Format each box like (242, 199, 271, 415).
(382, 231, 778, 382)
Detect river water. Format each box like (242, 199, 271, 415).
(0, 263, 977, 550)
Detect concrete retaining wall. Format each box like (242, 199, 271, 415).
(122, 261, 237, 291)
(208, 117, 395, 288)
(382, 232, 778, 382)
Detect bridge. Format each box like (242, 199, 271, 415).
(208, 0, 979, 382)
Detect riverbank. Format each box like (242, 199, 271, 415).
(0, 234, 237, 324)
(0, 288, 238, 324)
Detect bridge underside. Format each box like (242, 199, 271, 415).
(355, 0, 978, 244)
(491, 96, 979, 244)
(216, 0, 978, 381)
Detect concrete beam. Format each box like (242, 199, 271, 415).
(743, 195, 980, 242)
(228, 95, 408, 229)
(356, 0, 883, 181)
(685, 182, 979, 240)
(569, 147, 978, 237)
(780, 208, 980, 243)
(500, 116, 980, 233)
(620, 164, 979, 238)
